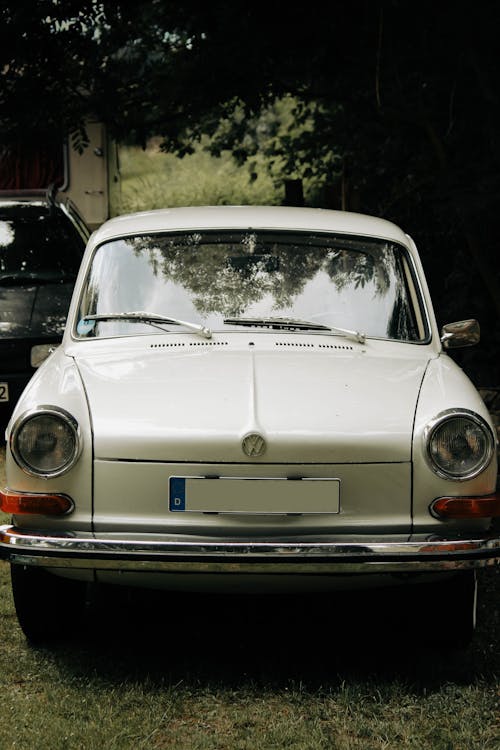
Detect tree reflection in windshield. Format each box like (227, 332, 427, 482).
(79, 231, 424, 341)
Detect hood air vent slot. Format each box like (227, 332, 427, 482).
(150, 341, 229, 350)
(275, 342, 354, 351)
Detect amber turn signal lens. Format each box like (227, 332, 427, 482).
(431, 493, 500, 519)
(0, 489, 73, 516)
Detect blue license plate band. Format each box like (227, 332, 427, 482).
(169, 477, 186, 511)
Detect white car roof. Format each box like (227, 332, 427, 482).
(90, 206, 411, 247)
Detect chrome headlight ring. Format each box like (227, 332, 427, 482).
(423, 408, 495, 481)
(10, 406, 82, 478)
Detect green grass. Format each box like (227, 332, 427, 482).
(113, 141, 281, 216)
(0, 447, 499, 749)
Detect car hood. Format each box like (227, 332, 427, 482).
(74, 339, 431, 463)
(0, 284, 72, 338)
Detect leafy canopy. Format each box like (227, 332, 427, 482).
(1, 1, 499, 379)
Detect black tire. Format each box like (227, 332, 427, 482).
(11, 564, 88, 645)
(419, 570, 477, 649)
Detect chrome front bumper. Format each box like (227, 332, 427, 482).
(1, 525, 499, 573)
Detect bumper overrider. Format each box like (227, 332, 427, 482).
(1, 525, 499, 574)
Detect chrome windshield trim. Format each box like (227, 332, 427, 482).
(1, 526, 498, 573)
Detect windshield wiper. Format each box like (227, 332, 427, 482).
(0, 272, 76, 286)
(223, 316, 366, 344)
(83, 311, 212, 339)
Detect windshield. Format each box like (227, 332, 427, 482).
(76, 230, 427, 342)
(0, 205, 84, 280)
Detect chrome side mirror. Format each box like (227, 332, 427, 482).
(440, 319, 480, 349)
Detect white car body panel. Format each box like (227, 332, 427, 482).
(412, 353, 498, 530)
(88, 205, 412, 246)
(73, 335, 431, 464)
(92, 459, 412, 535)
(5, 351, 93, 531)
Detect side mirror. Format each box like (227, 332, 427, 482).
(30, 344, 58, 368)
(440, 319, 480, 349)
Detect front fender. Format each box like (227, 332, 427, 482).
(4, 350, 93, 532)
(412, 354, 498, 533)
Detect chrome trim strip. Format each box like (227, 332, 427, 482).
(1, 525, 499, 573)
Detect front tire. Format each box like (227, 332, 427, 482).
(11, 564, 88, 645)
(420, 570, 477, 649)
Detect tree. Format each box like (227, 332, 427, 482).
(1, 0, 499, 380)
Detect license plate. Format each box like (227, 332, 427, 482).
(169, 477, 340, 514)
(0, 383, 8, 403)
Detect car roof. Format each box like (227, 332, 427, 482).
(0, 197, 50, 209)
(0, 187, 56, 205)
(0, 189, 90, 238)
(90, 206, 411, 247)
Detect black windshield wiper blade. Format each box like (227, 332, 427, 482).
(83, 311, 212, 339)
(223, 317, 366, 344)
(0, 272, 76, 286)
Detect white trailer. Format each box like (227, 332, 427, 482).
(0, 122, 119, 230)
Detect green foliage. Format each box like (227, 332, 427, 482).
(116, 141, 281, 213)
(70, 125, 91, 156)
(1, 1, 499, 380)
(204, 97, 342, 202)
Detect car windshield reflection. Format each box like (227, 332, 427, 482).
(77, 230, 426, 342)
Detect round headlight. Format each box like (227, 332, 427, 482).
(425, 409, 494, 480)
(11, 407, 81, 477)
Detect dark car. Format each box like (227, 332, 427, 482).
(0, 187, 89, 429)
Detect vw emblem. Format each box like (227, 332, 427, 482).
(242, 432, 266, 457)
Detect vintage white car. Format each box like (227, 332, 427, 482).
(1, 206, 499, 646)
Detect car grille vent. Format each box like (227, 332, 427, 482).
(188, 341, 229, 347)
(150, 341, 229, 349)
(150, 340, 352, 351)
(275, 342, 354, 351)
(150, 343, 187, 349)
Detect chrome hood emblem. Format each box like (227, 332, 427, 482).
(242, 432, 266, 457)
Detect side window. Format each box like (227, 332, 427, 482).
(400, 253, 427, 340)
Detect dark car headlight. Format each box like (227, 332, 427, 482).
(424, 409, 495, 480)
(11, 407, 81, 478)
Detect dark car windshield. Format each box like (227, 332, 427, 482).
(0, 204, 84, 281)
(77, 230, 428, 342)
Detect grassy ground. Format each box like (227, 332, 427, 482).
(0, 447, 499, 749)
